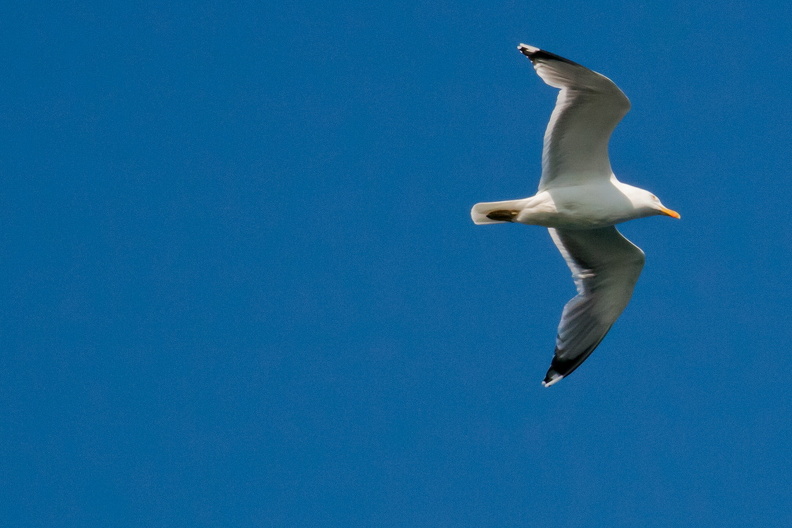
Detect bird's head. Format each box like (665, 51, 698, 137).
(648, 192, 680, 219)
(631, 188, 681, 219)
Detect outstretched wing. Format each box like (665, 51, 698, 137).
(518, 44, 631, 191)
(543, 226, 645, 386)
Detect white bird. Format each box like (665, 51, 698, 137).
(471, 44, 680, 387)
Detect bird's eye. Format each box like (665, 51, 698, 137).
(650, 194, 658, 201)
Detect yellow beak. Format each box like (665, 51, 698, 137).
(661, 207, 681, 219)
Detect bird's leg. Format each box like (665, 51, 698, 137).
(486, 210, 519, 222)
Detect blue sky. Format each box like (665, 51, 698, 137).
(3, 1, 792, 526)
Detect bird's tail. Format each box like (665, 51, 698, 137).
(470, 198, 525, 225)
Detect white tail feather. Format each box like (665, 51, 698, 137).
(470, 198, 526, 225)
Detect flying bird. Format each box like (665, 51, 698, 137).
(471, 44, 680, 387)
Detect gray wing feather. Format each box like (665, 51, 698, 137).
(518, 45, 631, 190)
(543, 226, 645, 385)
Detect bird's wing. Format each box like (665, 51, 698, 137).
(543, 226, 645, 386)
(518, 44, 631, 191)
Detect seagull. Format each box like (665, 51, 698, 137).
(471, 44, 680, 387)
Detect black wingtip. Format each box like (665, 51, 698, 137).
(542, 369, 563, 387)
(541, 330, 612, 387)
(517, 43, 540, 59)
(517, 43, 582, 67)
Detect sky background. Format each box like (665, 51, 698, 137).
(3, 1, 792, 526)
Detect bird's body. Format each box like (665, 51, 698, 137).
(473, 179, 663, 230)
(471, 44, 679, 387)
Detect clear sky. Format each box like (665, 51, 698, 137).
(3, 1, 792, 526)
